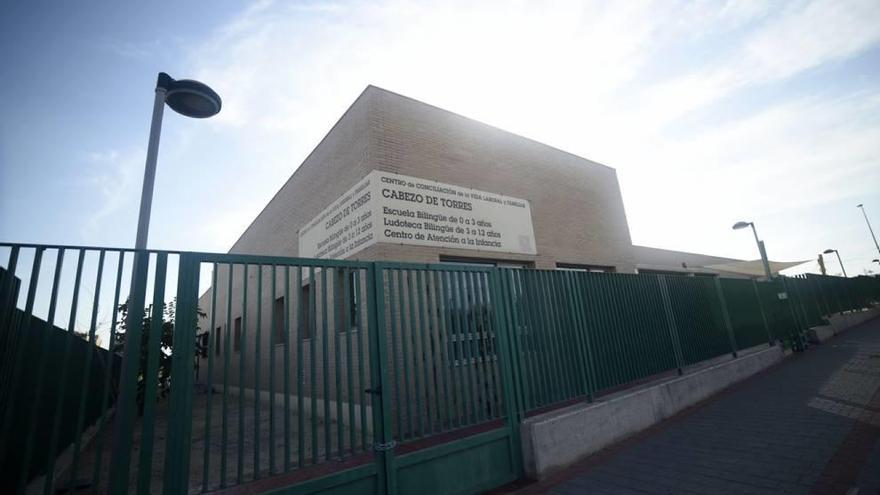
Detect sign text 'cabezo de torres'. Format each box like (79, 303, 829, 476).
(298, 171, 537, 259)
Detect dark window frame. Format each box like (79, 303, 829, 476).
(556, 262, 616, 273)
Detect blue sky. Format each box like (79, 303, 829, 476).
(2, 0, 880, 277)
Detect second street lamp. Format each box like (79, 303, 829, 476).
(822, 248, 847, 278)
(732, 221, 773, 279)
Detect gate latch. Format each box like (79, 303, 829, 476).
(373, 440, 397, 452)
(364, 386, 382, 395)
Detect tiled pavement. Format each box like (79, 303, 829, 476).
(515, 316, 880, 495)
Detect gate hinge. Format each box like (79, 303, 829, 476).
(373, 441, 397, 452)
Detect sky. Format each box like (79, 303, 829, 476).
(2, 0, 880, 282)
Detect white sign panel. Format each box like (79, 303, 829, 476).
(299, 171, 536, 259)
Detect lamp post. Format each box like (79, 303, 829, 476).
(857, 204, 880, 257)
(823, 249, 847, 278)
(732, 221, 772, 279)
(110, 72, 221, 493)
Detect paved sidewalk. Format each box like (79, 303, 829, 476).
(514, 316, 880, 495)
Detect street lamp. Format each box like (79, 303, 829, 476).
(135, 72, 222, 249)
(110, 72, 221, 492)
(822, 249, 847, 278)
(873, 259, 879, 265)
(857, 204, 880, 258)
(732, 221, 772, 279)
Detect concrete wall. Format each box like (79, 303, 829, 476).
(520, 345, 785, 480)
(807, 307, 880, 343)
(520, 307, 880, 480)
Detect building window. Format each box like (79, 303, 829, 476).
(233, 317, 242, 352)
(336, 270, 359, 332)
(215, 326, 221, 355)
(556, 262, 616, 273)
(273, 296, 286, 345)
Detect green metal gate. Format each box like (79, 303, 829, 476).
(138, 255, 523, 494)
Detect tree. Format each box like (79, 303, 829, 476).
(114, 299, 206, 415)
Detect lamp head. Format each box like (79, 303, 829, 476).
(157, 72, 222, 119)
(732, 221, 752, 230)
(823, 249, 835, 254)
(857, 203, 863, 208)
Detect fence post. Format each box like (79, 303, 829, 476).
(752, 280, 773, 346)
(713, 277, 738, 358)
(808, 275, 830, 319)
(794, 277, 810, 347)
(163, 253, 199, 494)
(108, 249, 151, 494)
(368, 263, 397, 495)
(779, 277, 806, 352)
(658, 275, 685, 374)
(489, 267, 525, 479)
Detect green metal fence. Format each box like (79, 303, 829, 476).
(2, 241, 879, 495)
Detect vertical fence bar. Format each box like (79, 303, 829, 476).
(354, 270, 368, 451)
(431, 271, 452, 430)
(368, 263, 396, 495)
(480, 271, 498, 418)
(43, 248, 86, 495)
(284, 265, 290, 471)
(405, 270, 424, 435)
(0, 246, 19, 355)
(417, 270, 435, 431)
(658, 276, 684, 375)
(163, 253, 199, 494)
(520, 270, 544, 407)
(713, 277, 738, 358)
(456, 270, 477, 425)
(90, 250, 124, 494)
(237, 264, 248, 484)
(330, 269, 340, 460)
(489, 268, 524, 478)
(333, 268, 346, 458)
(109, 246, 149, 495)
(137, 252, 167, 495)
(292, 266, 301, 469)
(64, 249, 102, 491)
(253, 264, 262, 480)
(388, 269, 403, 439)
(752, 279, 773, 346)
(345, 269, 356, 453)
(268, 265, 277, 475)
(0, 247, 38, 488)
(310, 267, 319, 464)
(321, 268, 332, 461)
(464, 272, 481, 424)
(220, 264, 233, 487)
(439, 270, 462, 428)
(423, 271, 442, 429)
(202, 263, 219, 491)
(20, 248, 64, 493)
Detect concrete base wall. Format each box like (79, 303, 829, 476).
(521, 306, 880, 480)
(520, 346, 785, 480)
(808, 307, 880, 343)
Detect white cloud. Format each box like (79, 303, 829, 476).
(81, 147, 143, 239)
(167, 0, 880, 273)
